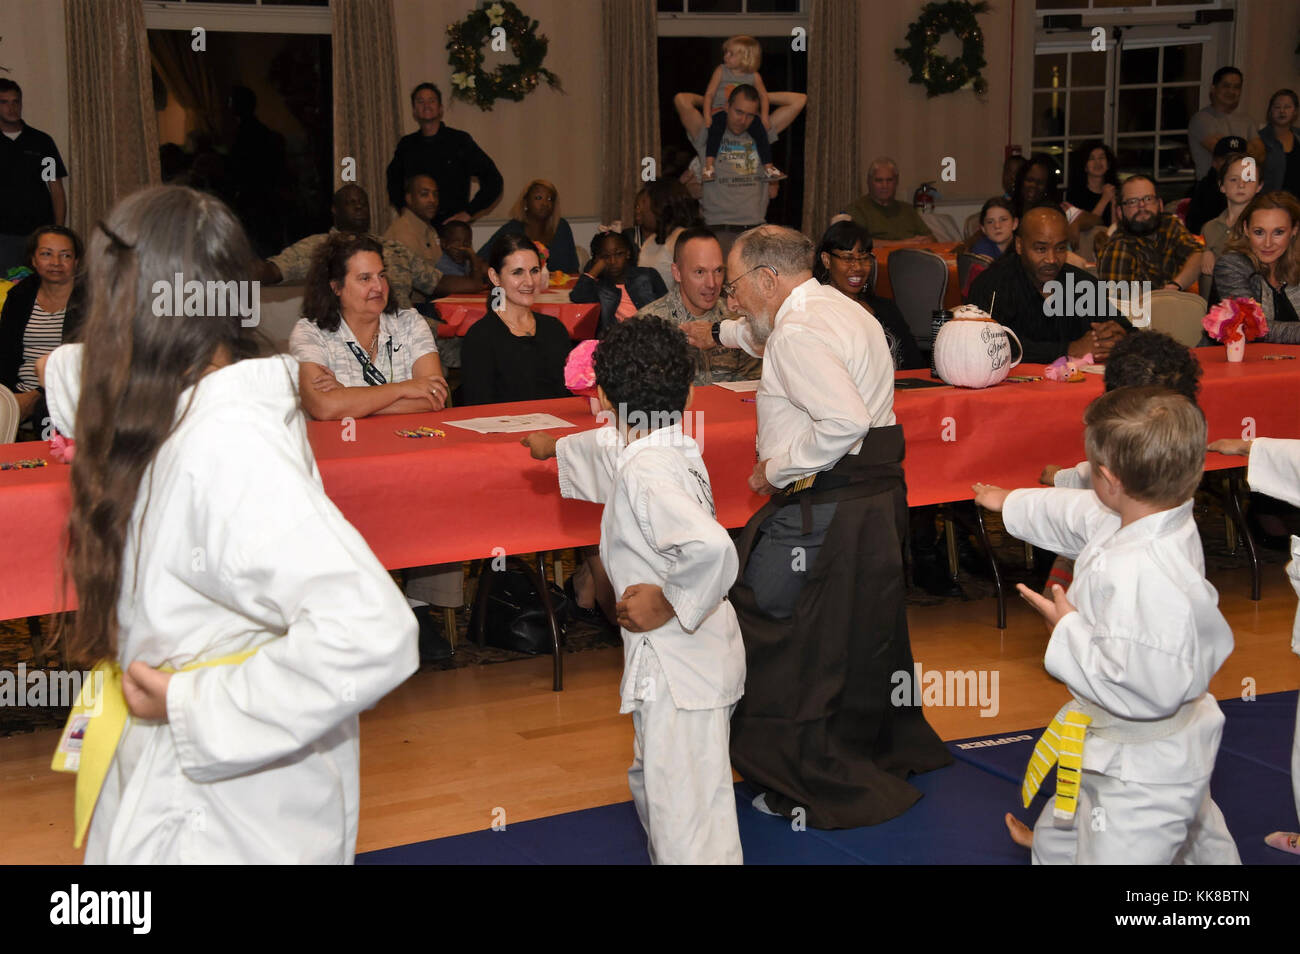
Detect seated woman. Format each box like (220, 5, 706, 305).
(570, 231, 666, 337)
(290, 232, 457, 619)
(290, 232, 448, 419)
(477, 179, 580, 276)
(1213, 191, 1300, 342)
(0, 225, 86, 429)
(962, 197, 1018, 295)
(1013, 154, 1099, 265)
(460, 233, 573, 406)
(1065, 141, 1119, 228)
(813, 221, 924, 371)
(634, 179, 701, 289)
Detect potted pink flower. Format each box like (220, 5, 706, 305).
(1203, 296, 1267, 362)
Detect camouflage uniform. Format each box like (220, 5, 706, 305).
(634, 285, 762, 386)
(269, 229, 441, 310)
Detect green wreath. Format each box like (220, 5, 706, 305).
(446, 1, 563, 111)
(894, 1, 990, 98)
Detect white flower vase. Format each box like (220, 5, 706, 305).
(1225, 337, 1245, 363)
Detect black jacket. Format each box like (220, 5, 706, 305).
(570, 268, 667, 337)
(385, 126, 503, 223)
(0, 274, 86, 391)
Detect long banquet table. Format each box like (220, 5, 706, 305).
(2, 346, 1298, 620)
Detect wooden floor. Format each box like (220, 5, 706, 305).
(2, 562, 1296, 864)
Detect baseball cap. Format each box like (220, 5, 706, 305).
(1214, 135, 1248, 157)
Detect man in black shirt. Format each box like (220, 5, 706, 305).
(966, 206, 1129, 364)
(386, 83, 503, 226)
(0, 79, 69, 272)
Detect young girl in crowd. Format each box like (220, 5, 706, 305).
(699, 35, 784, 182)
(521, 318, 746, 864)
(1065, 141, 1120, 228)
(41, 186, 418, 863)
(571, 231, 666, 337)
(963, 197, 1019, 294)
(1201, 153, 1262, 278)
(977, 388, 1240, 865)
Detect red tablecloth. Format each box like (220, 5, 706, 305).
(874, 242, 962, 309)
(3, 346, 1298, 618)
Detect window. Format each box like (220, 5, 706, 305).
(144, 2, 332, 255)
(1032, 7, 1231, 194)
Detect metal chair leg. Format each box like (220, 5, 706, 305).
(1224, 472, 1262, 601)
(971, 505, 1007, 630)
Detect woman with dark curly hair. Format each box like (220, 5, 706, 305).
(290, 231, 448, 420)
(633, 179, 702, 288)
(1066, 141, 1120, 227)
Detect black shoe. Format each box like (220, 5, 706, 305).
(413, 605, 455, 662)
(564, 576, 608, 624)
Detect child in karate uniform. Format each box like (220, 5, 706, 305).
(1209, 435, 1300, 855)
(39, 187, 418, 864)
(521, 317, 745, 864)
(975, 387, 1241, 864)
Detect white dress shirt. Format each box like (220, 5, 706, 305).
(556, 422, 745, 712)
(1003, 489, 1235, 784)
(1247, 437, 1300, 655)
(44, 344, 418, 863)
(742, 278, 896, 488)
(289, 308, 438, 387)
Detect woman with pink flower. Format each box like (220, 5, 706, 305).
(1213, 192, 1300, 341)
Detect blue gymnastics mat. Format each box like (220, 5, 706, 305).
(358, 691, 1299, 866)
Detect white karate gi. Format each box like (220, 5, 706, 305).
(1244, 438, 1300, 822)
(1052, 461, 1092, 490)
(556, 422, 745, 864)
(1003, 488, 1241, 864)
(44, 344, 419, 864)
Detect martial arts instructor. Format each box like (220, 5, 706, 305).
(717, 225, 951, 828)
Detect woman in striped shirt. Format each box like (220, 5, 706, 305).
(0, 225, 85, 426)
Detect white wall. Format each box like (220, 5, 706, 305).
(3, 2, 70, 174)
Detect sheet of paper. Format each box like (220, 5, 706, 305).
(713, 380, 760, 392)
(443, 413, 576, 434)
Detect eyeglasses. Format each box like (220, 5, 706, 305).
(1121, 195, 1160, 209)
(829, 251, 875, 264)
(721, 264, 777, 299)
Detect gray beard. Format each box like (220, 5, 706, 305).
(749, 309, 775, 344)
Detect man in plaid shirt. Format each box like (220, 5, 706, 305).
(1097, 176, 1204, 292)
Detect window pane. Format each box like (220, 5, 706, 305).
(1033, 53, 1067, 89)
(1118, 88, 1157, 132)
(746, 0, 800, 10)
(1160, 86, 1197, 131)
(1070, 49, 1106, 87)
(1115, 138, 1156, 177)
(1120, 47, 1158, 86)
(1162, 44, 1201, 82)
(1034, 93, 1067, 138)
(1157, 139, 1194, 178)
(686, 0, 743, 10)
(1069, 90, 1105, 135)
(1036, 0, 1081, 9)
(657, 0, 685, 10)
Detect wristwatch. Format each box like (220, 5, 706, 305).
(711, 322, 723, 345)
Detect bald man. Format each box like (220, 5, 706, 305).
(965, 206, 1130, 364)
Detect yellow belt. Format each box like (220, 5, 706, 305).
(1021, 706, 1092, 825)
(51, 650, 258, 848)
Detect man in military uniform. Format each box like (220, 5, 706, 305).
(634, 226, 761, 385)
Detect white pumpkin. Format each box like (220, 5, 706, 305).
(933, 309, 1023, 389)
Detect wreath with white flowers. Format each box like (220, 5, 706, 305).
(894, 0, 990, 98)
(446, 1, 562, 111)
